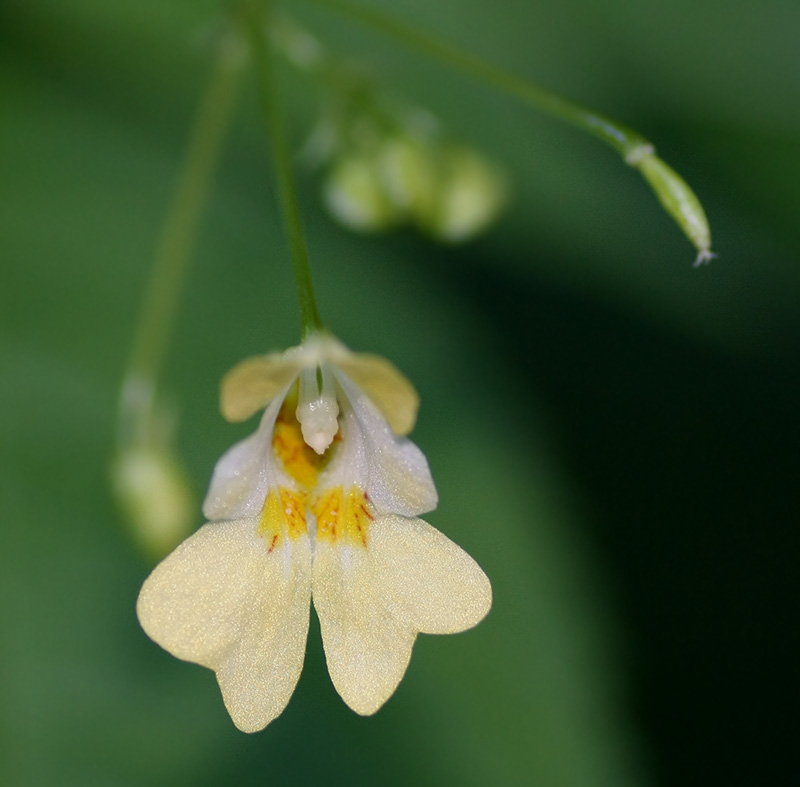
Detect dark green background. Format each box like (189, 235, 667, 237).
(1, 1, 797, 785)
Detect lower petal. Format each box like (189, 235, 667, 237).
(312, 516, 491, 715)
(137, 518, 312, 732)
(370, 515, 492, 635)
(312, 540, 416, 716)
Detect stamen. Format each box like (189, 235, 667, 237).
(296, 364, 339, 454)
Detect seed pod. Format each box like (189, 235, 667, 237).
(633, 150, 714, 266)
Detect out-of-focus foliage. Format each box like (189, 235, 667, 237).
(1, 1, 797, 786)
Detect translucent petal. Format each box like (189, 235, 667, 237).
(370, 515, 492, 634)
(312, 539, 416, 716)
(334, 354, 420, 436)
(324, 371, 437, 517)
(136, 517, 312, 733)
(202, 389, 291, 520)
(220, 353, 300, 423)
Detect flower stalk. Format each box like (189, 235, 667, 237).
(114, 33, 243, 557)
(120, 36, 244, 442)
(242, 0, 324, 338)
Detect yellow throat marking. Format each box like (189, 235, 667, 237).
(313, 485, 374, 547)
(259, 488, 308, 549)
(272, 392, 339, 488)
(265, 390, 370, 549)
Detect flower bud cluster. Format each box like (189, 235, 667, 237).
(312, 106, 507, 243)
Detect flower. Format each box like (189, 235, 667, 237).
(136, 334, 492, 732)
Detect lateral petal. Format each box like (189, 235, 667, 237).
(325, 371, 438, 517)
(202, 388, 292, 520)
(136, 517, 312, 732)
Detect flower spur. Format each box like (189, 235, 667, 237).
(137, 334, 491, 732)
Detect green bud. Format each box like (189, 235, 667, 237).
(376, 136, 438, 221)
(112, 444, 194, 560)
(322, 155, 400, 232)
(426, 148, 508, 243)
(632, 149, 714, 265)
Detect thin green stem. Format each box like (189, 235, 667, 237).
(120, 36, 244, 442)
(243, 0, 323, 339)
(310, 0, 714, 262)
(308, 0, 654, 160)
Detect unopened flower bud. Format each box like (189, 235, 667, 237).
(112, 445, 194, 559)
(426, 148, 508, 243)
(322, 155, 399, 232)
(376, 136, 437, 221)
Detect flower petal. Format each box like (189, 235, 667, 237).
(324, 371, 438, 517)
(312, 539, 416, 716)
(203, 388, 291, 520)
(312, 515, 491, 715)
(370, 514, 492, 634)
(136, 517, 312, 732)
(220, 353, 300, 423)
(334, 353, 420, 436)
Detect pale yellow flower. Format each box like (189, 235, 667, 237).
(137, 334, 492, 732)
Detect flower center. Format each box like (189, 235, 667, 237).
(313, 485, 374, 546)
(258, 488, 308, 547)
(270, 393, 373, 548)
(273, 390, 339, 488)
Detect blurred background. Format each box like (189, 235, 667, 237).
(1, 0, 798, 785)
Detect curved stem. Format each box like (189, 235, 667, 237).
(120, 35, 244, 444)
(308, 0, 653, 159)
(243, 0, 323, 339)
(308, 0, 714, 261)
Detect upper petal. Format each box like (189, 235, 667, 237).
(136, 516, 312, 732)
(323, 370, 438, 517)
(333, 353, 419, 436)
(203, 386, 292, 520)
(220, 353, 300, 423)
(219, 336, 419, 437)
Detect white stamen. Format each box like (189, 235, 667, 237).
(297, 365, 339, 454)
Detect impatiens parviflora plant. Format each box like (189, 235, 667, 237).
(127, 0, 492, 731)
(137, 336, 492, 731)
(119, 0, 716, 730)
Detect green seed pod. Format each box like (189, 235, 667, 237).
(633, 150, 714, 265)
